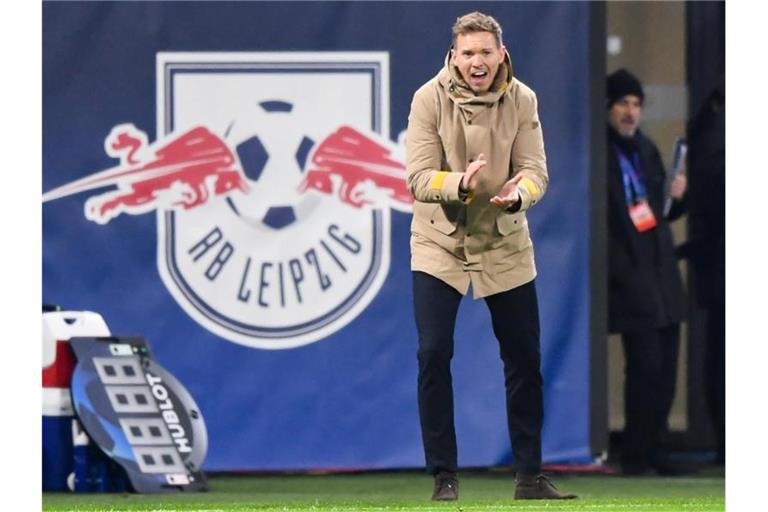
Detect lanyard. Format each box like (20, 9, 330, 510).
(614, 145, 647, 205)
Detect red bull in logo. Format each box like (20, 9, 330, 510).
(42, 124, 249, 224)
(299, 126, 413, 212)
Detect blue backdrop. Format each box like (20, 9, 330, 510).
(43, 1, 593, 471)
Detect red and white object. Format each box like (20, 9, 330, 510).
(42, 310, 110, 491)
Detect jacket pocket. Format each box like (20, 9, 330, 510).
(428, 204, 457, 235)
(496, 211, 526, 236)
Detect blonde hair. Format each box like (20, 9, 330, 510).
(452, 11, 503, 48)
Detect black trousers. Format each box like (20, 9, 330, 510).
(412, 271, 543, 475)
(620, 323, 680, 467)
(705, 302, 725, 463)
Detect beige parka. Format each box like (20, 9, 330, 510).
(406, 49, 548, 298)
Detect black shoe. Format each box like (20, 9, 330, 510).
(620, 461, 652, 476)
(649, 452, 697, 476)
(653, 461, 696, 476)
(619, 454, 653, 476)
(515, 474, 577, 500)
(431, 471, 458, 501)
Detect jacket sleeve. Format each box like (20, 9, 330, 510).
(666, 196, 687, 221)
(510, 88, 549, 212)
(405, 86, 465, 204)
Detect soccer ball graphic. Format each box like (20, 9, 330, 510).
(224, 100, 317, 231)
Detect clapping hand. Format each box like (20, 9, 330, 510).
(461, 153, 487, 191)
(490, 174, 524, 210)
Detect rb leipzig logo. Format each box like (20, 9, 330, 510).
(43, 52, 412, 349)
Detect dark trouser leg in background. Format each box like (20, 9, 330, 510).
(705, 302, 725, 464)
(656, 324, 681, 434)
(621, 323, 680, 469)
(651, 324, 681, 466)
(412, 271, 462, 474)
(484, 279, 543, 477)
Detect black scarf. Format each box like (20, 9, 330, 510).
(608, 125, 640, 156)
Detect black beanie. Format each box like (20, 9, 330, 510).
(607, 68, 644, 108)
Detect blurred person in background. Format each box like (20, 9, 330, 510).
(681, 79, 725, 465)
(606, 68, 689, 475)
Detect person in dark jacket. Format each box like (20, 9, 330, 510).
(683, 81, 725, 465)
(606, 69, 687, 475)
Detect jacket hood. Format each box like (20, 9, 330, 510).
(438, 46, 514, 104)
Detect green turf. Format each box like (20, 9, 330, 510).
(42, 469, 725, 511)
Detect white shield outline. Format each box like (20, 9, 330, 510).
(155, 52, 391, 350)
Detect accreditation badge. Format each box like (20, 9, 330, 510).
(628, 200, 657, 232)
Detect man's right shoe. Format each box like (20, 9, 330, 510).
(431, 471, 459, 501)
(514, 474, 577, 500)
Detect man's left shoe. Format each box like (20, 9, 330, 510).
(514, 474, 578, 500)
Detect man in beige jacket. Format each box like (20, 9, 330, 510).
(406, 12, 576, 501)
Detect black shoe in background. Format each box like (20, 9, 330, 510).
(650, 452, 697, 476)
(620, 460, 652, 476)
(431, 471, 458, 501)
(652, 460, 697, 476)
